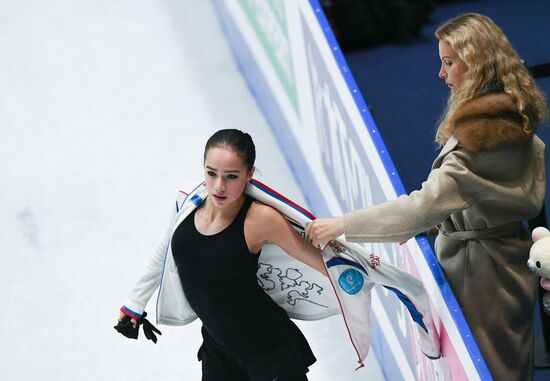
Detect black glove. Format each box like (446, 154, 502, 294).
(114, 311, 162, 343)
(139, 312, 162, 343)
(114, 315, 139, 339)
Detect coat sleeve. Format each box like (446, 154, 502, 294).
(343, 149, 493, 243)
(121, 195, 181, 319)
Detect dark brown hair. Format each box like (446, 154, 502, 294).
(204, 129, 256, 171)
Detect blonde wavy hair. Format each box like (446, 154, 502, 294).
(434, 13, 548, 145)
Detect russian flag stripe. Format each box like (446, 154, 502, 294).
(250, 179, 316, 220)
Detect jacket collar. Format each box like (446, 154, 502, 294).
(450, 92, 531, 151)
(433, 135, 458, 169)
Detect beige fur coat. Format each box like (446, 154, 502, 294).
(343, 93, 546, 380)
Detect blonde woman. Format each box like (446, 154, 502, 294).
(306, 13, 548, 380)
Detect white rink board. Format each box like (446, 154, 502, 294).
(213, 0, 492, 380)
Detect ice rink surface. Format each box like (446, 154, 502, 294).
(0, 1, 384, 379)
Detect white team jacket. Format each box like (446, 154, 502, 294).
(122, 179, 441, 364)
(122, 180, 339, 325)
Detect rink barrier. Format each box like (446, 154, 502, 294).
(212, 0, 492, 379)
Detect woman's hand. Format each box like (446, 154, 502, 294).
(305, 217, 344, 248)
(119, 311, 137, 328)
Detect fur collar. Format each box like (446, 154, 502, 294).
(450, 93, 531, 151)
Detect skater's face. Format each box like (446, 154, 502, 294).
(438, 40, 468, 93)
(204, 146, 253, 208)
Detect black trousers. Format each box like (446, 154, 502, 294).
(198, 325, 313, 381)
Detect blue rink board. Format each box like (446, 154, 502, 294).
(212, 0, 491, 379)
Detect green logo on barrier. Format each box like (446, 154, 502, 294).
(239, 0, 300, 117)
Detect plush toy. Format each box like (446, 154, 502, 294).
(527, 226, 550, 316)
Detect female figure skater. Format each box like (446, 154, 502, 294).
(117, 129, 326, 380)
(306, 13, 548, 380)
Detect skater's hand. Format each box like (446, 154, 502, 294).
(114, 313, 139, 340)
(114, 310, 162, 343)
(119, 311, 137, 328)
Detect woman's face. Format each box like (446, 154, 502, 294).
(204, 146, 253, 208)
(438, 40, 468, 93)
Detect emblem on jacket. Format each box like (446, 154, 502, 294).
(328, 240, 346, 253)
(338, 268, 364, 295)
(369, 254, 381, 269)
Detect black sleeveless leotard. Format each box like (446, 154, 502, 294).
(171, 195, 315, 368)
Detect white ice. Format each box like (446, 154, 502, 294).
(0, 1, 384, 380)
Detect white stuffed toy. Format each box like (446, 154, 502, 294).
(527, 226, 550, 316)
